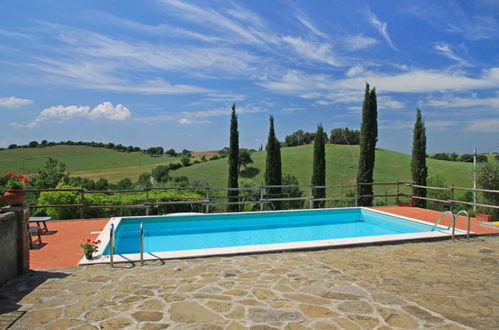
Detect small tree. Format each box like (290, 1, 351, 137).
(311, 124, 326, 208)
(356, 83, 378, 206)
(265, 115, 282, 210)
(282, 173, 305, 209)
(152, 165, 170, 183)
(32, 158, 69, 189)
(227, 104, 239, 212)
(411, 109, 428, 208)
(476, 162, 499, 219)
(238, 149, 254, 173)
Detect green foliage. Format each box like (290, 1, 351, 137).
(95, 178, 109, 190)
(427, 176, 450, 211)
(238, 149, 253, 172)
(137, 172, 151, 187)
(476, 162, 499, 219)
(181, 155, 191, 167)
(265, 115, 282, 210)
(227, 104, 239, 212)
(38, 185, 204, 219)
(356, 83, 378, 206)
(430, 152, 487, 163)
(152, 165, 170, 183)
(67, 176, 96, 190)
(31, 158, 69, 189)
(282, 173, 305, 209)
(411, 109, 428, 208)
(285, 130, 316, 147)
(330, 128, 360, 145)
(116, 178, 132, 190)
(312, 124, 326, 208)
(495, 154, 499, 162)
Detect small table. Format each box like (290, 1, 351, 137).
(29, 216, 51, 232)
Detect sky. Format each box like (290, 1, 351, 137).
(1, 0, 498, 154)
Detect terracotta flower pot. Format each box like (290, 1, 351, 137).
(1, 189, 27, 205)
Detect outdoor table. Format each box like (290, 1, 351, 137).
(29, 216, 51, 232)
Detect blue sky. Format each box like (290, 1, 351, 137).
(1, 0, 498, 154)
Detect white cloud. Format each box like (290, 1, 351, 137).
(281, 36, 342, 66)
(366, 9, 396, 50)
(296, 14, 327, 38)
(12, 102, 131, 128)
(378, 96, 404, 109)
(178, 118, 210, 125)
(465, 118, 499, 132)
(425, 93, 499, 108)
(0, 96, 33, 108)
(0, 29, 31, 38)
(434, 43, 471, 66)
(344, 34, 378, 51)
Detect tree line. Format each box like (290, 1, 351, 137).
(429, 152, 488, 163)
(284, 128, 360, 147)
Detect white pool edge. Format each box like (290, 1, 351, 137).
(79, 207, 471, 265)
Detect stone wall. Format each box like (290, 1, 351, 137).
(0, 206, 29, 285)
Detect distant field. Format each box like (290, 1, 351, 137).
(0, 145, 181, 182)
(0, 144, 476, 192)
(173, 144, 474, 195)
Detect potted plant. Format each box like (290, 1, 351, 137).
(81, 239, 101, 260)
(1, 173, 29, 205)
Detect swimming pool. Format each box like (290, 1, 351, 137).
(84, 207, 466, 264)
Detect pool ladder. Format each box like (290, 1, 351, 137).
(109, 222, 145, 267)
(432, 210, 471, 240)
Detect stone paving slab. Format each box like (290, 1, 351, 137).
(1, 236, 498, 329)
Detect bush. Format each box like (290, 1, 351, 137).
(476, 162, 499, 219)
(38, 186, 205, 219)
(427, 176, 450, 211)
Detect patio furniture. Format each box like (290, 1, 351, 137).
(29, 225, 42, 248)
(29, 216, 51, 232)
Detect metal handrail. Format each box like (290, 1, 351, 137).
(109, 223, 115, 267)
(455, 210, 471, 240)
(140, 222, 144, 265)
(432, 211, 455, 231)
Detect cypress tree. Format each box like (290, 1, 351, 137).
(265, 115, 282, 210)
(311, 124, 326, 208)
(356, 83, 378, 206)
(411, 108, 428, 208)
(227, 104, 239, 212)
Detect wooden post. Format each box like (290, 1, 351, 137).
(450, 184, 455, 213)
(260, 186, 264, 211)
(397, 181, 401, 203)
(205, 188, 210, 213)
(309, 185, 314, 209)
(145, 188, 150, 216)
(80, 189, 85, 219)
(355, 183, 359, 207)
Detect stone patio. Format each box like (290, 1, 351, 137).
(1, 236, 498, 329)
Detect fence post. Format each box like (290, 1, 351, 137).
(259, 186, 264, 211)
(355, 183, 359, 207)
(80, 189, 85, 219)
(309, 185, 314, 209)
(396, 181, 400, 206)
(145, 188, 150, 216)
(205, 188, 210, 213)
(449, 184, 455, 213)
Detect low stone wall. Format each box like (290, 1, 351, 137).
(0, 206, 29, 285)
(0, 211, 18, 285)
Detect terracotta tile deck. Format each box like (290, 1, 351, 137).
(30, 218, 108, 270)
(28, 207, 498, 270)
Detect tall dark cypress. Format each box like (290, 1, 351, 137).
(411, 108, 428, 208)
(311, 124, 326, 208)
(356, 83, 378, 206)
(227, 104, 239, 212)
(265, 115, 282, 210)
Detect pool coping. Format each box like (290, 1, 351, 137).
(79, 207, 470, 265)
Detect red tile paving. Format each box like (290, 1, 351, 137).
(371, 206, 499, 235)
(28, 208, 499, 270)
(29, 218, 109, 270)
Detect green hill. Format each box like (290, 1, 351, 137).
(0, 145, 181, 182)
(173, 144, 474, 194)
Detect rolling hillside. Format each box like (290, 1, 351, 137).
(0, 144, 474, 192)
(173, 144, 474, 193)
(0, 145, 181, 182)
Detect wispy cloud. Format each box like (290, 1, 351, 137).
(281, 36, 342, 66)
(296, 14, 327, 38)
(425, 93, 499, 108)
(0, 96, 32, 108)
(366, 8, 396, 50)
(11, 102, 131, 128)
(343, 34, 378, 51)
(465, 118, 499, 132)
(434, 43, 471, 66)
(0, 29, 31, 38)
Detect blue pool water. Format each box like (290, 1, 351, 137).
(103, 208, 436, 255)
